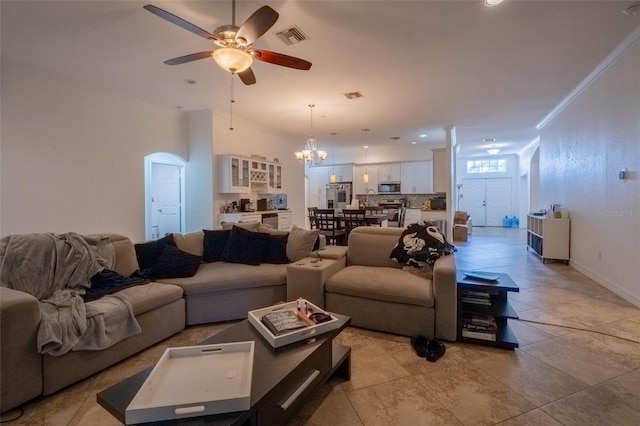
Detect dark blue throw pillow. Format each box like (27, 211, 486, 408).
(220, 226, 268, 265)
(202, 229, 231, 263)
(262, 233, 289, 264)
(148, 244, 202, 279)
(134, 234, 176, 271)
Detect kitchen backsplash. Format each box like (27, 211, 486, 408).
(354, 194, 446, 209)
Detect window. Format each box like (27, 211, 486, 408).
(466, 159, 507, 174)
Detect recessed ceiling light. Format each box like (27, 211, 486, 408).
(411, 141, 417, 145)
(420, 134, 427, 138)
(485, 0, 504, 6)
(363, 145, 369, 149)
(483, 138, 496, 143)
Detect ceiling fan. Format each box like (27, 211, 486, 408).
(144, 1, 312, 85)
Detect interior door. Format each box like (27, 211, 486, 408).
(151, 163, 182, 238)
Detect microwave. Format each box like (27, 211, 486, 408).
(378, 182, 401, 194)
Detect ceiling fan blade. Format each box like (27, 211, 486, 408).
(144, 4, 217, 41)
(236, 6, 279, 45)
(253, 50, 312, 70)
(164, 51, 213, 65)
(238, 68, 257, 85)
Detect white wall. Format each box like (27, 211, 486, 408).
(1, 60, 187, 241)
(539, 37, 640, 307)
(184, 109, 214, 232)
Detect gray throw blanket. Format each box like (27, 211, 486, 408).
(0, 232, 141, 356)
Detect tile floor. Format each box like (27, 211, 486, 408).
(4, 227, 640, 425)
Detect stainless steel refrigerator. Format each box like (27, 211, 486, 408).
(326, 183, 352, 209)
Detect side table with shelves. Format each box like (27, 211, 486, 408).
(457, 271, 519, 349)
(527, 214, 570, 263)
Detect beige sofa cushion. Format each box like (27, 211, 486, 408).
(114, 282, 184, 316)
(325, 265, 434, 308)
(107, 234, 139, 277)
(173, 231, 204, 256)
(347, 227, 403, 268)
(286, 225, 320, 262)
(158, 261, 287, 295)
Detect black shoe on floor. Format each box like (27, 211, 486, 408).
(410, 335, 429, 357)
(426, 339, 446, 362)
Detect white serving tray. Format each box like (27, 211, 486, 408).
(248, 300, 340, 348)
(125, 341, 254, 424)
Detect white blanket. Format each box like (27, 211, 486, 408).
(0, 232, 141, 356)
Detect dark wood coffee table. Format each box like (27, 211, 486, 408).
(97, 313, 351, 425)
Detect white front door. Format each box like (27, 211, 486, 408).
(462, 179, 487, 226)
(461, 178, 512, 227)
(485, 178, 512, 226)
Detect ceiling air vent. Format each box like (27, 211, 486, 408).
(276, 26, 309, 45)
(344, 91, 363, 100)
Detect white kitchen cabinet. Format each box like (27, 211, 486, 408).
(250, 159, 269, 194)
(328, 164, 353, 183)
(268, 163, 283, 193)
(353, 165, 379, 195)
(401, 161, 432, 194)
(219, 212, 263, 224)
(278, 211, 293, 231)
(432, 148, 448, 193)
(219, 155, 251, 194)
(308, 166, 329, 208)
(378, 163, 401, 182)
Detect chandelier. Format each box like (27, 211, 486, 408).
(295, 104, 327, 165)
(487, 145, 501, 155)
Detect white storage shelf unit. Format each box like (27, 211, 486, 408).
(527, 214, 570, 263)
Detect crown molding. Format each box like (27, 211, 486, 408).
(537, 25, 640, 130)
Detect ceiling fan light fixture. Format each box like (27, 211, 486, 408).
(212, 47, 253, 73)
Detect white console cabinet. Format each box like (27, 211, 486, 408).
(527, 214, 570, 263)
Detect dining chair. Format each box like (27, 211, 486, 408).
(397, 207, 407, 228)
(307, 207, 318, 229)
(342, 209, 367, 242)
(314, 209, 346, 245)
(364, 206, 384, 227)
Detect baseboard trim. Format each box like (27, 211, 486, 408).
(570, 259, 640, 309)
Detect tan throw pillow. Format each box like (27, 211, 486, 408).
(221, 221, 260, 231)
(286, 225, 320, 262)
(173, 231, 204, 256)
(257, 224, 288, 235)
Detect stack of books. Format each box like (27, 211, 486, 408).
(460, 289, 493, 306)
(461, 314, 498, 341)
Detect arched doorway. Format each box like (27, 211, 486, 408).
(144, 153, 186, 240)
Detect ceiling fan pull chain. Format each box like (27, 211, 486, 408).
(229, 74, 235, 130)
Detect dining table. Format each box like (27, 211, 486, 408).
(334, 211, 396, 227)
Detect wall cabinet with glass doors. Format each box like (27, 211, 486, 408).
(219, 155, 283, 194)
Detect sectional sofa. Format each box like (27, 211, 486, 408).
(0, 223, 457, 414)
(0, 223, 323, 414)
